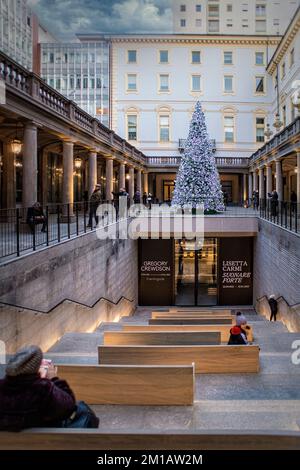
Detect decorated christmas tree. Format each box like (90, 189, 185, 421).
(172, 102, 224, 212)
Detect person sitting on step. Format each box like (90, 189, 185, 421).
(228, 312, 249, 345)
(0, 345, 99, 431)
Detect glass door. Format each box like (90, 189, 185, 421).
(197, 238, 218, 306)
(175, 240, 196, 305)
(174, 238, 218, 306)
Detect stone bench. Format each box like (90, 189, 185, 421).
(149, 317, 233, 325)
(103, 331, 221, 346)
(122, 324, 254, 343)
(1, 430, 299, 450)
(57, 364, 194, 405)
(98, 345, 260, 373)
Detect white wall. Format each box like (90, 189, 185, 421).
(112, 37, 278, 159)
(172, 0, 300, 35)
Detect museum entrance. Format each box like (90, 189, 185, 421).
(174, 238, 218, 306)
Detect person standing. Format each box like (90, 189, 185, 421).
(268, 295, 278, 321)
(271, 190, 278, 218)
(291, 190, 297, 214)
(133, 190, 141, 204)
(147, 192, 153, 210)
(87, 184, 102, 228)
(142, 192, 148, 205)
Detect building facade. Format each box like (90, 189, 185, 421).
(249, 6, 300, 204)
(172, 0, 300, 35)
(40, 35, 110, 126)
(111, 34, 280, 203)
(0, 0, 33, 70)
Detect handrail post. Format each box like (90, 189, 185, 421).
(46, 206, 49, 246)
(16, 208, 20, 257)
(84, 203, 87, 233)
(57, 205, 61, 243)
(32, 212, 36, 251)
(76, 203, 79, 236)
(67, 203, 71, 239)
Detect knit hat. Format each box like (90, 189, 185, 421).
(6, 345, 43, 377)
(236, 314, 247, 326)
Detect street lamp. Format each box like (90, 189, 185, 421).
(74, 157, 82, 169)
(11, 138, 22, 155)
(273, 65, 283, 132)
(264, 123, 273, 140)
(11, 123, 23, 155)
(273, 112, 283, 130)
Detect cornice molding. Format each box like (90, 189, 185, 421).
(267, 11, 300, 75)
(111, 37, 280, 46)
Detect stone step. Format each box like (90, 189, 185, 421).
(91, 400, 300, 432)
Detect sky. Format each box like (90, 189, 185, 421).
(28, 0, 172, 38)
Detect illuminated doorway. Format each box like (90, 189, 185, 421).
(175, 238, 218, 306)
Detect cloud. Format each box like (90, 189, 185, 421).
(28, 0, 172, 38)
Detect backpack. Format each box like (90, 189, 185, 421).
(62, 401, 99, 429)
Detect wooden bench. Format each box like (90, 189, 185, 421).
(149, 317, 233, 325)
(122, 324, 254, 343)
(103, 331, 221, 346)
(151, 312, 233, 320)
(1, 430, 299, 450)
(58, 364, 194, 405)
(98, 345, 260, 373)
(168, 308, 232, 315)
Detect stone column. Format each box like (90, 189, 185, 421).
(129, 167, 135, 202)
(248, 172, 253, 205)
(259, 167, 265, 201)
(105, 158, 114, 201)
(88, 151, 97, 198)
(137, 169, 142, 194)
(253, 171, 258, 192)
(297, 151, 300, 205)
(62, 141, 74, 215)
(143, 172, 149, 195)
(275, 159, 283, 201)
(23, 122, 37, 208)
(243, 174, 247, 204)
(2, 142, 16, 209)
(119, 162, 126, 191)
(266, 164, 273, 196)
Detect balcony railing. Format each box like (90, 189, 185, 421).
(249, 117, 300, 165)
(147, 156, 182, 166)
(179, 139, 216, 153)
(147, 155, 249, 168)
(259, 199, 299, 234)
(0, 51, 146, 166)
(215, 157, 249, 168)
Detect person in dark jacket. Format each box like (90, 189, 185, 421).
(133, 190, 141, 204)
(87, 184, 102, 228)
(270, 190, 278, 217)
(27, 202, 47, 233)
(228, 325, 248, 345)
(268, 295, 278, 321)
(0, 345, 77, 432)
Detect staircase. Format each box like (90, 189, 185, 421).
(45, 308, 300, 433)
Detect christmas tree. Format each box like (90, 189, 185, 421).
(172, 102, 224, 212)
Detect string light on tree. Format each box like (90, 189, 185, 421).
(172, 101, 224, 212)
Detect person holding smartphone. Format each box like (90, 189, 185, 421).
(0, 345, 77, 431)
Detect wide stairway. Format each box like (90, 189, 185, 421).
(45, 307, 300, 433)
